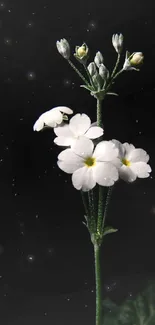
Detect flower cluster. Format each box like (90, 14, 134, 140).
(33, 107, 151, 192)
(56, 35, 144, 102)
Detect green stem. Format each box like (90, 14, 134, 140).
(88, 190, 96, 233)
(112, 68, 124, 80)
(82, 63, 96, 89)
(81, 190, 90, 218)
(102, 186, 113, 231)
(67, 59, 90, 86)
(94, 244, 102, 325)
(97, 186, 104, 234)
(96, 98, 103, 128)
(94, 97, 104, 325)
(104, 55, 123, 94)
(111, 53, 121, 78)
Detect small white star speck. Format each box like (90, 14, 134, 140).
(26, 71, 36, 80)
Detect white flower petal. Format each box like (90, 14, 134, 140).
(112, 139, 125, 158)
(85, 126, 104, 139)
(72, 166, 96, 191)
(94, 162, 119, 186)
(33, 117, 44, 131)
(111, 158, 123, 169)
(54, 136, 74, 146)
(93, 140, 118, 161)
(71, 136, 94, 158)
(53, 123, 73, 137)
(123, 142, 135, 156)
(54, 106, 73, 115)
(130, 162, 151, 178)
(119, 165, 137, 182)
(127, 148, 150, 163)
(44, 109, 62, 127)
(57, 149, 84, 173)
(91, 121, 97, 127)
(69, 113, 91, 136)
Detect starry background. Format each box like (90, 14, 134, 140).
(0, 0, 155, 324)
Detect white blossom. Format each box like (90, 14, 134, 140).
(33, 106, 73, 131)
(112, 139, 151, 182)
(54, 113, 103, 147)
(57, 137, 119, 191)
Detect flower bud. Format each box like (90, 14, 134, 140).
(56, 38, 70, 60)
(123, 51, 144, 71)
(99, 63, 109, 80)
(87, 62, 97, 76)
(130, 52, 144, 66)
(94, 51, 104, 68)
(74, 43, 89, 63)
(112, 33, 123, 54)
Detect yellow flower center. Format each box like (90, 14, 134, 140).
(77, 46, 86, 57)
(84, 156, 96, 167)
(122, 158, 131, 166)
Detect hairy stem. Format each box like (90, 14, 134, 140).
(67, 59, 90, 85)
(94, 244, 102, 325)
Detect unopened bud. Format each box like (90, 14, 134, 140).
(99, 63, 109, 80)
(112, 33, 123, 54)
(123, 51, 144, 71)
(87, 62, 97, 76)
(94, 51, 104, 68)
(56, 38, 70, 60)
(130, 52, 144, 66)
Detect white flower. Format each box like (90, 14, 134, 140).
(56, 38, 70, 59)
(112, 33, 123, 54)
(33, 106, 73, 131)
(54, 113, 104, 147)
(57, 137, 119, 191)
(112, 139, 151, 182)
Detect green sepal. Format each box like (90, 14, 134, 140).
(106, 92, 119, 96)
(82, 215, 88, 229)
(82, 221, 87, 228)
(103, 226, 118, 237)
(80, 84, 95, 91)
(62, 114, 69, 121)
(90, 89, 106, 100)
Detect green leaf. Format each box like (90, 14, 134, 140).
(102, 298, 120, 325)
(134, 293, 150, 324)
(118, 299, 138, 325)
(102, 297, 119, 312)
(118, 284, 155, 325)
(102, 283, 155, 325)
(103, 226, 118, 237)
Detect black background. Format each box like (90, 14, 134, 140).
(0, 0, 155, 324)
